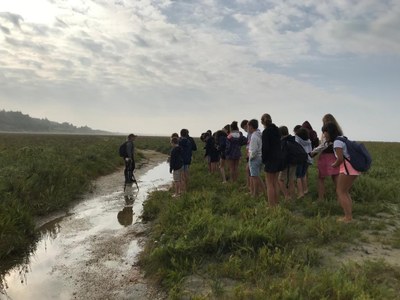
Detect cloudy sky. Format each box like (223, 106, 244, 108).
(0, 0, 399, 141)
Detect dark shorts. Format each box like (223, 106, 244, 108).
(296, 163, 309, 178)
(264, 159, 284, 173)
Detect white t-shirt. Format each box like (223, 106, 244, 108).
(333, 137, 350, 159)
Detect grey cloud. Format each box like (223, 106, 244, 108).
(0, 24, 10, 34)
(79, 57, 92, 66)
(20, 59, 43, 69)
(0, 12, 23, 29)
(54, 17, 69, 28)
(133, 35, 150, 47)
(5, 37, 54, 55)
(71, 37, 104, 53)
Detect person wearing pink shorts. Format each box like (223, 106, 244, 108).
(322, 122, 360, 223)
(311, 114, 343, 201)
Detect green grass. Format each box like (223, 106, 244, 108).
(1, 135, 399, 299)
(0, 133, 171, 261)
(140, 141, 400, 299)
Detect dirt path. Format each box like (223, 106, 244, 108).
(66, 150, 169, 300)
(1, 150, 169, 300)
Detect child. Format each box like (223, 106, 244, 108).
(169, 137, 183, 197)
(295, 127, 313, 199)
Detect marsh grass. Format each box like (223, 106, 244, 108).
(140, 142, 400, 298)
(0, 133, 171, 261)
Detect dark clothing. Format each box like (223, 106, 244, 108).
(225, 131, 247, 160)
(126, 140, 134, 160)
(188, 136, 197, 152)
(215, 130, 228, 160)
(179, 137, 193, 165)
(302, 121, 319, 149)
(205, 136, 220, 162)
(170, 146, 183, 173)
(262, 123, 284, 173)
(124, 140, 136, 183)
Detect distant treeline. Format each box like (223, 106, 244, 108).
(0, 109, 110, 134)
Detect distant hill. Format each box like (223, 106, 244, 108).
(0, 110, 111, 134)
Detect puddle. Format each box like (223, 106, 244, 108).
(0, 161, 170, 300)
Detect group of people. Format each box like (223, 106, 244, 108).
(122, 113, 358, 223)
(169, 129, 197, 197)
(197, 113, 359, 223)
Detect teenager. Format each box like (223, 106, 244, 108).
(261, 113, 284, 206)
(248, 119, 265, 197)
(169, 137, 183, 197)
(123, 133, 136, 184)
(295, 127, 313, 199)
(179, 129, 193, 192)
(311, 114, 342, 200)
(278, 126, 296, 201)
(322, 122, 359, 223)
(225, 121, 247, 182)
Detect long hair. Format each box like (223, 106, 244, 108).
(322, 114, 343, 136)
(322, 122, 340, 142)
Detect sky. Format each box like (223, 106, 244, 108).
(0, 0, 399, 142)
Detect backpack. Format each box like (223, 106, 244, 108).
(119, 141, 128, 157)
(281, 136, 308, 166)
(336, 137, 372, 172)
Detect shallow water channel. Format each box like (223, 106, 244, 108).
(1, 161, 170, 300)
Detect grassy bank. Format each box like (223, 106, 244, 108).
(140, 142, 400, 299)
(0, 133, 171, 262)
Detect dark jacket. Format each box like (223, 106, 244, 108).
(169, 146, 183, 173)
(204, 136, 220, 162)
(262, 123, 282, 164)
(188, 136, 197, 152)
(179, 137, 193, 165)
(126, 140, 134, 160)
(225, 131, 247, 160)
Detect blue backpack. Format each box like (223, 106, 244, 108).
(336, 137, 372, 172)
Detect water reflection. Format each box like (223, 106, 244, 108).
(0, 161, 171, 299)
(117, 194, 137, 226)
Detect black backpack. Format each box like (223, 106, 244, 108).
(336, 137, 372, 172)
(119, 141, 128, 158)
(281, 136, 308, 166)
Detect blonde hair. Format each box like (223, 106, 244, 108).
(322, 114, 343, 135)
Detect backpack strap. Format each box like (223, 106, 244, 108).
(335, 136, 350, 175)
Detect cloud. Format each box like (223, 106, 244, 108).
(0, 0, 399, 141)
(0, 12, 24, 29)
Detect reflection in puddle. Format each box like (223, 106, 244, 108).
(0, 162, 170, 300)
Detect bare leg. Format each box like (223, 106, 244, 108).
(336, 174, 357, 222)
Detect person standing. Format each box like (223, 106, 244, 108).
(322, 122, 359, 223)
(215, 125, 230, 183)
(294, 127, 313, 199)
(248, 119, 265, 197)
(278, 126, 297, 201)
(261, 113, 284, 206)
(123, 133, 136, 184)
(225, 121, 247, 182)
(311, 114, 342, 200)
(169, 137, 184, 197)
(179, 129, 193, 192)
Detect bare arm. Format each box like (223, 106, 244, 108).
(332, 147, 344, 168)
